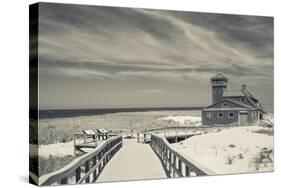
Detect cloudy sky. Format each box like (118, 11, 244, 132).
(38, 3, 273, 110)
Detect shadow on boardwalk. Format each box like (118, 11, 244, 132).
(96, 139, 167, 182)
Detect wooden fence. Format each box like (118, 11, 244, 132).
(150, 133, 214, 177)
(144, 124, 246, 133)
(35, 135, 122, 186)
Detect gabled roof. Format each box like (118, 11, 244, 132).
(226, 98, 255, 109)
(242, 87, 258, 101)
(205, 98, 254, 110)
(221, 86, 266, 114)
(241, 88, 266, 113)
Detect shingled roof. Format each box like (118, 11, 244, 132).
(205, 98, 255, 110)
(241, 87, 266, 113)
(221, 85, 266, 113)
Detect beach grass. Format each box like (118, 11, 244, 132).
(30, 155, 76, 176)
(37, 110, 201, 145)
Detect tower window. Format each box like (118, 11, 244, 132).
(218, 112, 223, 118)
(228, 112, 234, 118)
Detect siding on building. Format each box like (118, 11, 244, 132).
(202, 109, 259, 125)
(247, 110, 260, 123)
(202, 110, 239, 125)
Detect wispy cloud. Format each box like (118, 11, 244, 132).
(135, 90, 164, 94)
(37, 3, 273, 109)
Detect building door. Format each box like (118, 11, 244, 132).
(239, 111, 248, 125)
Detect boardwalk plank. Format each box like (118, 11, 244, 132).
(96, 139, 167, 182)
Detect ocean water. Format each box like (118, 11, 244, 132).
(39, 107, 204, 119)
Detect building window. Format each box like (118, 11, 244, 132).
(218, 112, 223, 118)
(241, 98, 245, 102)
(207, 113, 212, 118)
(228, 112, 234, 118)
(223, 103, 228, 107)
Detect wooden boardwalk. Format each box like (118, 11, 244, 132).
(32, 128, 215, 186)
(96, 139, 167, 182)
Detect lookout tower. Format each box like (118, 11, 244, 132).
(211, 72, 228, 104)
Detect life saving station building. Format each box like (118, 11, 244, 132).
(202, 73, 265, 126)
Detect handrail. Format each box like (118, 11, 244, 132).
(143, 124, 252, 133)
(150, 133, 215, 177)
(37, 135, 122, 186)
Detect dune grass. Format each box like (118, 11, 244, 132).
(37, 110, 201, 145)
(30, 155, 76, 176)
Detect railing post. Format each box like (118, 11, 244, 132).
(60, 177, 68, 184)
(173, 154, 176, 177)
(158, 140, 161, 153)
(163, 145, 167, 166)
(98, 152, 102, 174)
(103, 148, 107, 165)
(101, 151, 104, 171)
(92, 156, 97, 182)
(185, 165, 190, 176)
(110, 144, 114, 157)
(84, 134, 87, 144)
(85, 160, 90, 183)
(107, 144, 110, 161)
(160, 142, 163, 159)
(162, 145, 164, 161)
(178, 159, 182, 176)
(75, 166, 81, 183)
(163, 145, 166, 161)
(164, 147, 169, 169)
(168, 150, 172, 176)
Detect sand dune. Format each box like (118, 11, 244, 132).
(171, 125, 273, 174)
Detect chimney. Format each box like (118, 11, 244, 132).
(242, 84, 246, 89)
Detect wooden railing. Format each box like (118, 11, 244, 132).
(144, 124, 246, 133)
(35, 135, 122, 186)
(150, 133, 214, 177)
